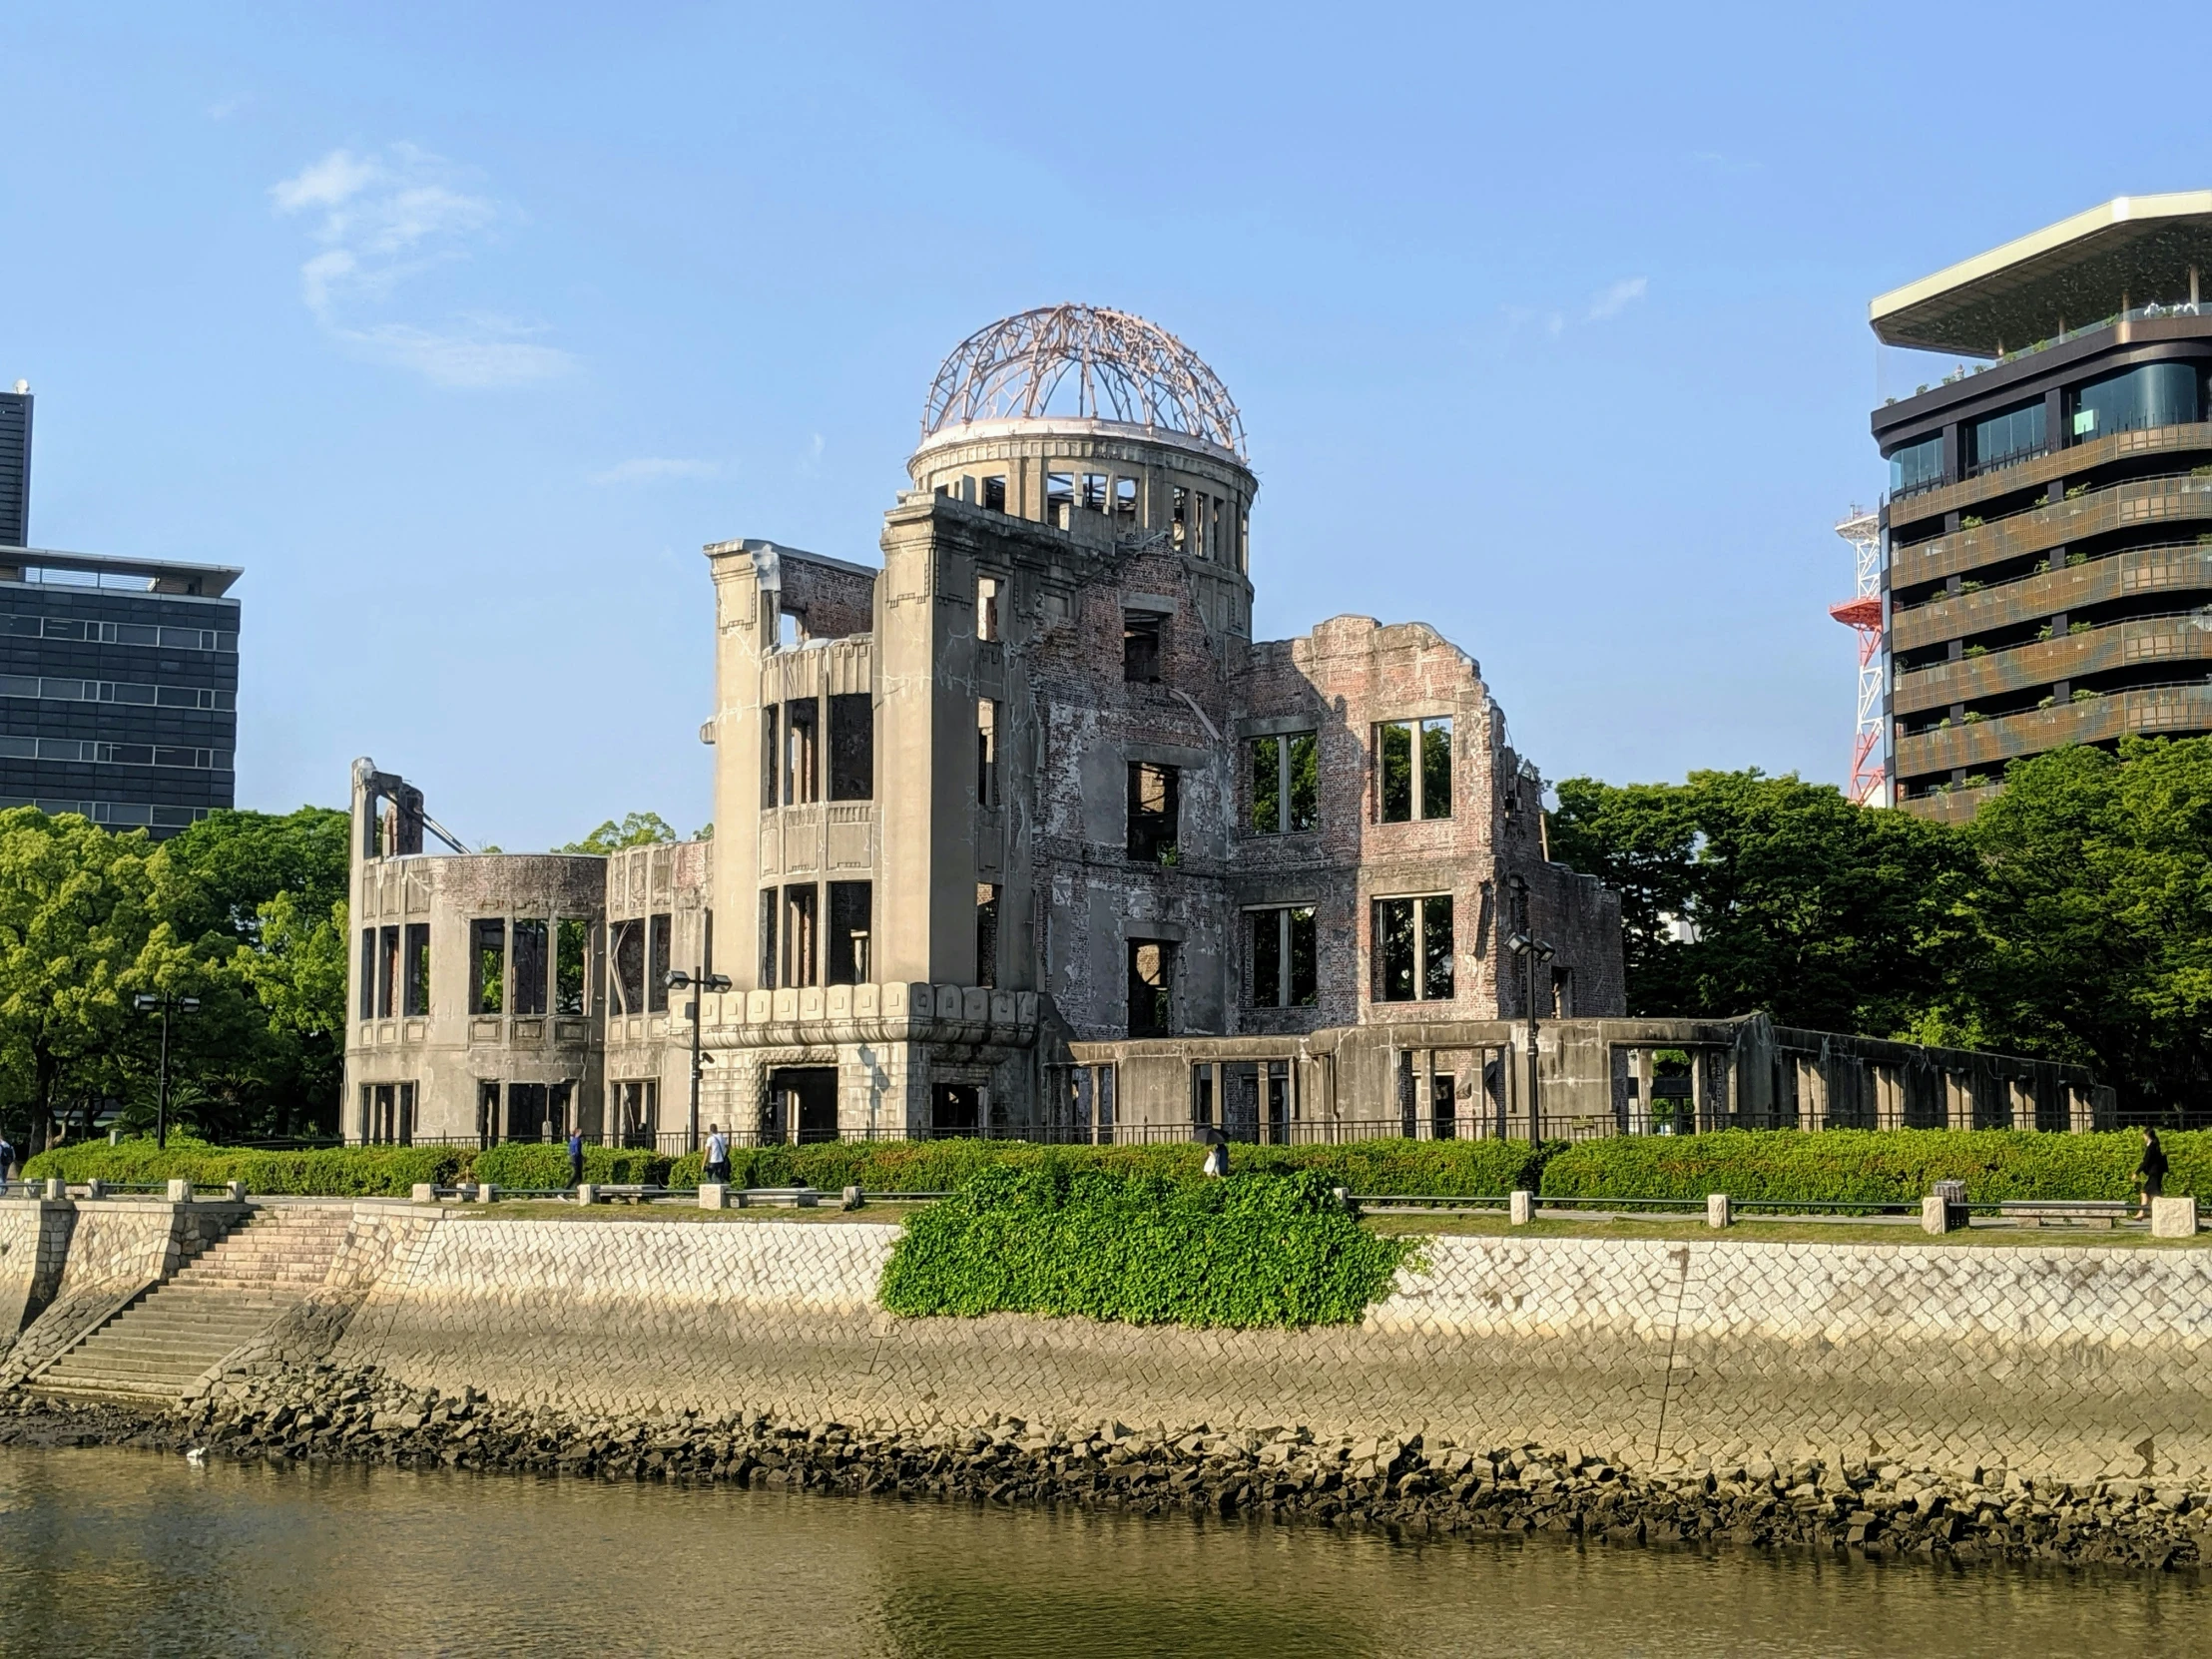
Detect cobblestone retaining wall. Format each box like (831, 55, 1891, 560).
(0, 1200, 239, 1383)
(323, 1214, 2212, 1488)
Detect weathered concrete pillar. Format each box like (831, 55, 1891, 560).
(85, 1179, 106, 1200)
(1921, 1195, 1952, 1235)
(45, 1177, 66, 1201)
(1509, 1190, 1534, 1226)
(475, 1183, 497, 1205)
(573, 1183, 596, 1206)
(2151, 1196, 2199, 1238)
(1706, 1193, 1731, 1229)
(226, 1180, 247, 1203)
(410, 1183, 436, 1204)
(699, 1182, 729, 1210)
(164, 1178, 190, 1202)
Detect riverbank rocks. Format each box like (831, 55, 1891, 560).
(4, 1371, 2209, 1575)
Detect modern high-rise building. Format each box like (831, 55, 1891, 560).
(0, 384, 241, 835)
(1873, 193, 2212, 822)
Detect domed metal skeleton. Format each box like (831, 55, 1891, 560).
(921, 304, 1246, 460)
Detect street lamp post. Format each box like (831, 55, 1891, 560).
(133, 992, 201, 1150)
(1503, 878, 1554, 1143)
(666, 967, 733, 1154)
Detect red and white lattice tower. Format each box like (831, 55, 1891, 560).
(1830, 506, 1887, 806)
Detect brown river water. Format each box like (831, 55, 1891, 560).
(0, 1445, 2200, 1657)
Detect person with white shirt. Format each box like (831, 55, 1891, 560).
(704, 1124, 732, 1186)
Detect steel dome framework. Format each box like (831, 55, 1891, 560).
(921, 304, 1247, 460)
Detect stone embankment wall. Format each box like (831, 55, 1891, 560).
(0, 1198, 241, 1384)
(316, 1212, 2212, 1488)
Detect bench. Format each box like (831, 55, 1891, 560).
(1998, 1199, 2132, 1229)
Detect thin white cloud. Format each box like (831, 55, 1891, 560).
(271, 145, 572, 387)
(589, 457, 728, 486)
(1505, 304, 1567, 337)
(1587, 276, 1649, 321)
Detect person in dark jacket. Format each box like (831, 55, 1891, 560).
(2137, 1125, 2169, 1213)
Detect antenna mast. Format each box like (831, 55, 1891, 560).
(1830, 506, 1886, 806)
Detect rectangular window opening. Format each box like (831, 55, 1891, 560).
(1251, 735, 1281, 833)
(612, 918, 645, 1014)
(1374, 895, 1452, 1002)
(761, 703, 780, 809)
(829, 693, 873, 800)
(403, 922, 430, 1017)
(1171, 485, 1190, 551)
(1046, 472, 1074, 528)
(555, 918, 588, 1015)
(647, 913, 672, 1011)
(470, 919, 505, 1015)
(975, 883, 999, 988)
(1128, 940, 1174, 1037)
(976, 698, 999, 809)
(981, 474, 1007, 513)
(1419, 718, 1452, 820)
(976, 574, 1001, 643)
(785, 698, 820, 805)
(757, 889, 778, 990)
(1081, 472, 1108, 513)
(783, 884, 818, 988)
(1249, 905, 1319, 1009)
(1123, 612, 1163, 684)
(1113, 476, 1138, 523)
(1127, 762, 1180, 863)
(1249, 730, 1319, 834)
(829, 880, 871, 985)
(1377, 718, 1451, 821)
(510, 919, 548, 1016)
(358, 928, 376, 1020)
(377, 925, 399, 1019)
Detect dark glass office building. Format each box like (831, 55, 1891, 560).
(1871, 193, 2212, 822)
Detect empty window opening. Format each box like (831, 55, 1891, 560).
(829, 880, 871, 985)
(702, 908, 714, 978)
(614, 1079, 658, 1148)
(778, 609, 802, 650)
(975, 882, 1000, 988)
(1113, 476, 1139, 524)
(761, 704, 780, 809)
(511, 918, 549, 1016)
(476, 1080, 500, 1148)
(1249, 731, 1319, 834)
(358, 928, 375, 1020)
(1128, 940, 1175, 1037)
(403, 922, 430, 1017)
(757, 888, 777, 990)
(1377, 717, 1452, 822)
(767, 1067, 839, 1144)
(611, 918, 645, 1015)
(506, 1083, 551, 1143)
(976, 574, 1001, 642)
(830, 693, 873, 800)
(976, 698, 999, 808)
(1209, 496, 1224, 563)
(982, 474, 1007, 512)
(555, 918, 588, 1015)
(782, 884, 818, 987)
(376, 925, 400, 1019)
(1127, 762, 1180, 863)
(932, 1082, 980, 1138)
(785, 697, 820, 804)
(1171, 485, 1190, 550)
(1081, 472, 1108, 513)
(1249, 906, 1319, 1008)
(647, 912, 672, 1011)
(1374, 894, 1454, 1002)
(1123, 612, 1163, 683)
(1238, 505, 1250, 573)
(361, 1081, 415, 1147)
(470, 919, 505, 1015)
(1191, 1064, 1214, 1128)
(1046, 472, 1074, 528)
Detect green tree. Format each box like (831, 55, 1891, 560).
(1548, 770, 1977, 1034)
(557, 812, 678, 854)
(1961, 738, 2212, 1118)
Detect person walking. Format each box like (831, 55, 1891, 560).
(567, 1123, 585, 1190)
(704, 1123, 732, 1187)
(0, 1127, 14, 1197)
(2136, 1124, 2169, 1215)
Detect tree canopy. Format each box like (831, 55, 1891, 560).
(556, 812, 678, 854)
(0, 805, 348, 1151)
(1549, 740, 2212, 1121)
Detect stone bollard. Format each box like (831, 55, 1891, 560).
(841, 1185, 864, 1211)
(574, 1183, 597, 1207)
(165, 1178, 192, 1203)
(699, 1182, 728, 1211)
(1509, 1190, 1535, 1226)
(1921, 1194, 1953, 1235)
(226, 1180, 247, 1203)
(410, 1183, 436, 1205)
(45, 1177, 66, 1201)
(474, 1182, 497, 1205)
(1706, 1193, 1731, 1230)
(85, 1179, 107, 1200)
(2151, 1196, 2200, 1238)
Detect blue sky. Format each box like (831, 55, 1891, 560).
(2, 2, 2200, 849)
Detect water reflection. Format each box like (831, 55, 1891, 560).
(0, 1447, 2198, 1658)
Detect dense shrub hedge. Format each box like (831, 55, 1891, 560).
(19, 1138, 466, 1196)
(666, 1136, 1553, 1196)
(470, 1144, 668, 1190)
(877, 1163, 1412, 1329)
(1538, 1129, 2212, 1206)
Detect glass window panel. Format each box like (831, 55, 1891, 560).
(1251, 736, 1281, 833)
(1887, 435, 1943, 494)
(1288, 733, 1319, 831)
(1969, 400, 2046, 471)
(1419, 719, 1452, 820)
(2072, 362, 2200, 442)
